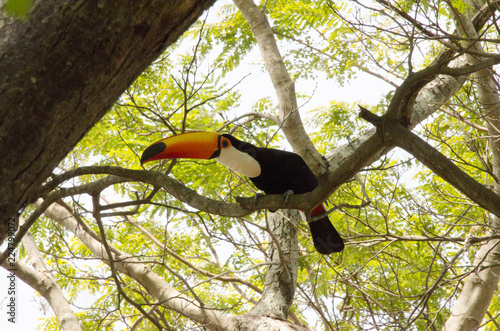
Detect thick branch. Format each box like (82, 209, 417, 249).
(41, 167, 252, 217)
(232, 0, 327, 172)
(19, 233, 82, 331)
(248, 210, 299, 319)
(1, 259, 83, 331)
(360, 107, 500, 218)
(41, 166, 332, 217)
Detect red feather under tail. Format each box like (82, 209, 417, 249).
(308, 204, 344, 254)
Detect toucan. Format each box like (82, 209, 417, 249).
(140, 132, 344, 254)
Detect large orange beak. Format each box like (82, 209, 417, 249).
(141, 132, 221, 165)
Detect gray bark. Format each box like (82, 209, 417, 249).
(442, 9, 500, 331)
(249, 210, 300, 319)
(232, 0, 326, 171)
(1, 258, 83, 331)
(17, 232, 82, 331)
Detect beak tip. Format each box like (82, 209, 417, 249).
(140, 142, 167, 165)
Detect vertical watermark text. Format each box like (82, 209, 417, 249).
(6, 216, 17, 323)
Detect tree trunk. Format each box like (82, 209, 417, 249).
(0, 0, 215, 243)
(249, 210, 300, 319)
(232, 0, 325, 171)
(442, 9, 500, 331)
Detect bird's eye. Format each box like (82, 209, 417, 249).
(221, 138, 230, 148)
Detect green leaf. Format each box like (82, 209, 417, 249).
(4, 0, 31, 19)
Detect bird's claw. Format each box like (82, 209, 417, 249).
(283, 189, 294, 204)
(254, 191, 293, 213)
(254, 193, 265, 205)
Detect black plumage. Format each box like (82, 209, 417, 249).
(223, 134, 344, 254)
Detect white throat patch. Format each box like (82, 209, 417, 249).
(215, 146, 261, 178)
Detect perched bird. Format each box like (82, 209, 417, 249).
(141, 131, 344, 254)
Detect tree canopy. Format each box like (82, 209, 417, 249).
(3, 0, 500, 330)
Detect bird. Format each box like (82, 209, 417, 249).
(140, 131, 344, 254)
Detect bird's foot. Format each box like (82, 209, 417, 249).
(283, 189, 294, 204)
(254, 193, 265, 205)
(255, 193, 277, 212)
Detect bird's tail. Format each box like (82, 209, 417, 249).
(308, 204, 344, 254)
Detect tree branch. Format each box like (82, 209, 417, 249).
(40, 165, 342, 218)
(232, 0, 327, 173)
(359, 106, 500, 218)
(92, 194, 164, 329)
(36, 199, 234, 331)
(1, 258, 83, 331)
(15, 232, 83, 331)
(40, 167, 252, 217)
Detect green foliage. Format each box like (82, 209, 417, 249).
(204, 5, 256, 75)
(4, 0, 31, 19)
(308, 101, 369, 151)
